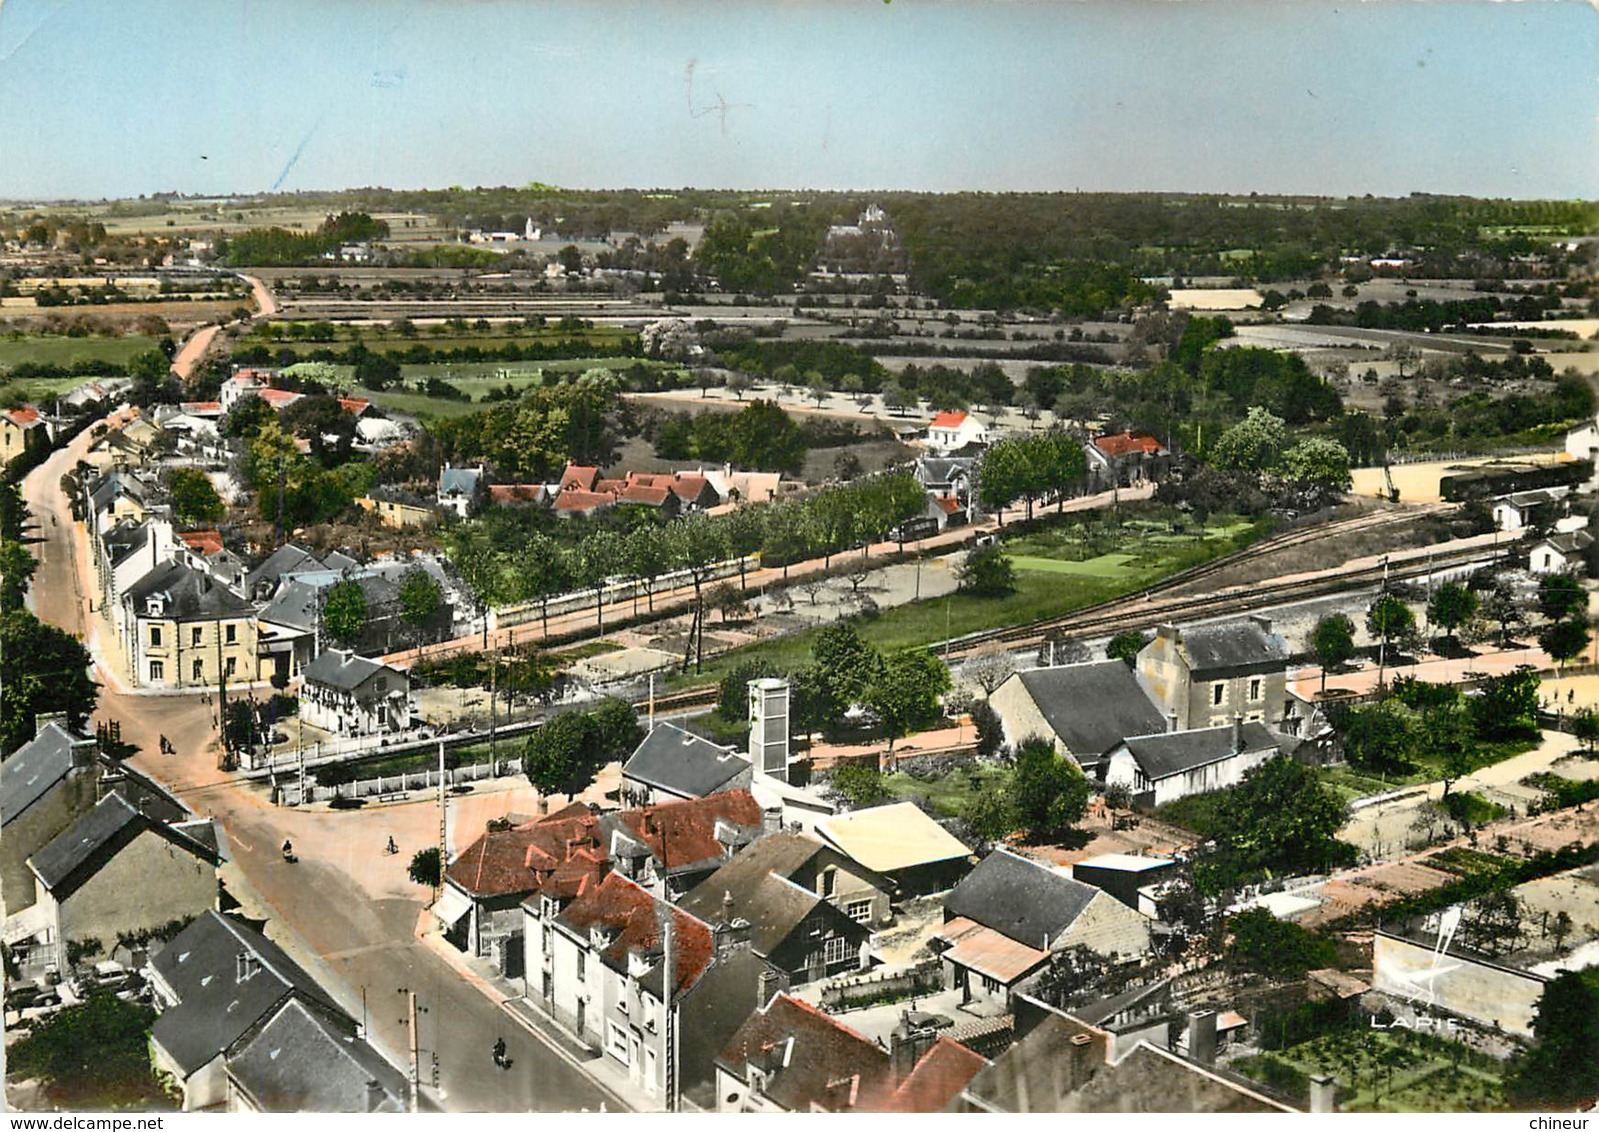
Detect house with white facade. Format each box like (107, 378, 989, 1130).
(437, 464, 485, 519)
(298, 650, 411, 737)
(521, 870, 764, 1109)
(1529, 529, 1594, 576)
(925, 410, 988, 456)
(1100, 719, 1281, 808)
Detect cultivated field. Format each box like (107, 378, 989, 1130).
(0, 334, 162, 369)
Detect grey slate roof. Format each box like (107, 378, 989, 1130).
(1543, 530, 1594, 554)
(622, 723, 750, 798)
(87, 472, 146, 514)
(126, 560, 253, 622)
(245, 544, 320, 596)
(103, 521, 156, 569)
(678, 841, 831, 960)
(151, 911, 344, 1076)
(1118, 722, 1279, 781)
(944, 849, 1100, 950)
(438, 466, 482, 496)
(1011, 662, 1166, 759)
(28, 793, 217, 895)
(258, 578, 319, 631)
(1174, 619, 1289, 674)
(227, 998, 408, 1113)
(1, 722, 93, 825)
(302, 649, 404, 692)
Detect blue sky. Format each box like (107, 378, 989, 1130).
(1, 0, 1595, 200)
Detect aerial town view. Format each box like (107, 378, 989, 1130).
(1, 0, 1597, 1121)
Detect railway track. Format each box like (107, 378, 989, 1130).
(946, 507, 1492, 659)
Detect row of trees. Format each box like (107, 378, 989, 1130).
(978, 430, 1089, 521)
(447, 471, 927, 652)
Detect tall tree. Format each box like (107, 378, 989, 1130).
(1010, 736, 1090, 840)
(398, 568, 444, 660)
(865, 648, 951, 754)
(1309, 612, 1356, 691)
(1539, 574, 1587, 623)
(321, 579, 368, 650)
(1366, 593, 1416, 684)
(1210, 406, 1288, 472)
(1427, 582, 1478, 652)
(1539, 616, 1591, 680)
(0, 609, 97, 755)
(166, 468, 225, 528)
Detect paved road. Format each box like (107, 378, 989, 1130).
(20, 416, 617, 1112)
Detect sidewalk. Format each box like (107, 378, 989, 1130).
(413, 914, 657, 1113)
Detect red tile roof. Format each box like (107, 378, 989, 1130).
(447, 802, 601, 898)
(180, 401, 223, 414)
(933, 495, 961, 515)
(878, 1038, 988, 1112)
(488, 484, 545, 505)
(666, 473, 709, 501)
(1093, 432, 1165, 458)
(618, 483, 671, 507)
(338, 397, 372, 416)
(611, 790, 763, 872)
(559, 464, 600, 492)
(553, 489, 616, 514)
(718, 994, 893, 1112)
(929, 410, 968, 430)
(179, 529, 225, 556)
(5, 406, 42, 427)
(555, 872, 713, 997)
(258, 388, 305, 410)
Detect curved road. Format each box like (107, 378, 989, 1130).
(21, 417, 614, 1112)
(168, 272, 278, 382)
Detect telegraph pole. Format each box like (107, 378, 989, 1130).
(437, 737, 448, 901)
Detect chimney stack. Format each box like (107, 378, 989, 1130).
(366, 1078, 386, 1112)
(762, 807, 783, 835)
(1186, 1010, 1217, 1067)
(1309, 1073, 1338, 1113)
(1166, 711, 1179, 734)
(1232, 714, 1245, 754)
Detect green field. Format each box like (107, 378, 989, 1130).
(668, 511, 1272, 691)
(353, 357, 685, 418)
(0, 375, 97, 403)
(1010, 552, 1141, 578)
(0, 335, 160, 370)
(252, 324, 635, 354)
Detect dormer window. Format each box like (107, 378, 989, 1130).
(146, 598, 164, 620)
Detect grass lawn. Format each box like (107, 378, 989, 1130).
(358, 358, 682, 418)
(0, 334, 159, 369)
(668, 568, 1135, 690)
(882, 762, 1011, 819)
(667, 510, 1272, 693)
(1235, 1027, 1506, 1112)
(1010, 552, 1141, 578)
(1320, 736, 1540, 801)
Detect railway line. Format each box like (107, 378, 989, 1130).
(944, 505, 1495, 659)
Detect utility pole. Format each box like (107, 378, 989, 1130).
(489, 647, 497, 769)
(437, 737, 447, 901)
(398, 987, 421, 1113)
